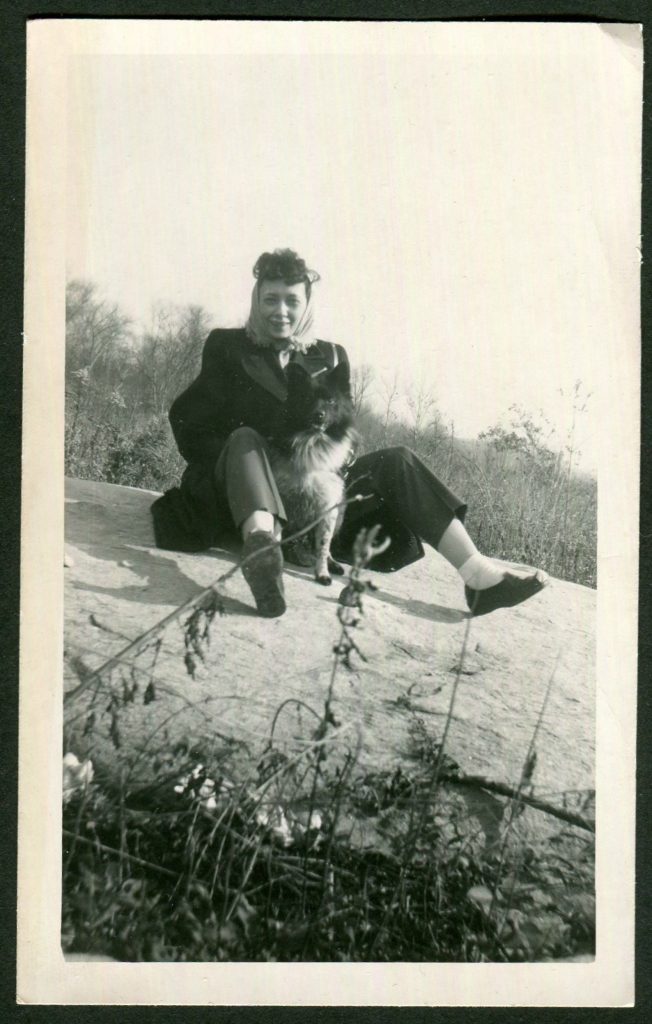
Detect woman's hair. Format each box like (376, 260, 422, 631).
(252, 249, 320, 298)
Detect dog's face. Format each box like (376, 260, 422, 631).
(285, 362, 353, 437)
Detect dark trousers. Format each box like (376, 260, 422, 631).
(341, 446, 467, 549)
(214, 427, 287, 528)
(214, 428, 466, 549)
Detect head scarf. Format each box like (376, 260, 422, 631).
(245, 281, 316, 354)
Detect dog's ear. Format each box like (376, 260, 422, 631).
(326, 360, 351, 395)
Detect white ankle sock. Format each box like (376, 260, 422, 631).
(458, 552, 504, 591)
(242, 511, 276, 540)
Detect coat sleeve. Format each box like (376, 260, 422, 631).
(169, 331, 230, 464)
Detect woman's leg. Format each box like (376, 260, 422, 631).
(344, 446, 465, 549)
(344, 446, 546, 615)
(215, 427, 286, 617)
(436, 516, 503, 588)
(215, 426, 285, 537)
(241, 510, 281, 541)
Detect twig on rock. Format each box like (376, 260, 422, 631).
(444, 774, 595, 833)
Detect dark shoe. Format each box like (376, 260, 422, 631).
(465, 571, 547, 617)
(241, 531, 286, 618)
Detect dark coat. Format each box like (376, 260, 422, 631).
(151, 327, 424, 572)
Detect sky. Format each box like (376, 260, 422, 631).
(65, 24, 643, 474)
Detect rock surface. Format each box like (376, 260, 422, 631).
(63, 477, 595, 841)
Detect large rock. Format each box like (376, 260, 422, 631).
(63, 477, 595, 844)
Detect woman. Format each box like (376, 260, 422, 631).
(152, 249, 547, 618)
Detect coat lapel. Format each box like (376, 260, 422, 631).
(291, 344, 333, 378)
(240, 341, 333, 400)
(240, 347, 288, 401)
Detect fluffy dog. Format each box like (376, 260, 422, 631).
(270, 361, 358, 585)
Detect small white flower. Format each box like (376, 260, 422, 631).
(198, 779, 216, 801)
(255, 802, 293, 846)
(62, 752, 94, 804)
(173, 764, 218, 810)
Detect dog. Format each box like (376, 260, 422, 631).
(269, 361, 359, 585)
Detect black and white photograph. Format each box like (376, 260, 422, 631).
(18, 18, 640, 1005)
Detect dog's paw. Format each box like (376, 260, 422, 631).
(315, 574, 333, 586)
(283, 538, 315, 567)
(327, 557, 345, 576)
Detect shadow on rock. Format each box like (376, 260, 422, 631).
(67, 499, 253, 613)
(370, 587, 468, 624)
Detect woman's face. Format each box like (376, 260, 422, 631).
(258, 279, 308, 343)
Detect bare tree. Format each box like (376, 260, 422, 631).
(404, 381, 447, 458)
(134, 302, 213, 416)
(350, 363, 375, 416)
(65, 280, 131, 376)
(65, 280, 134, 441)
(406, 382, 437, 443)
(379, 370, 400, 444)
